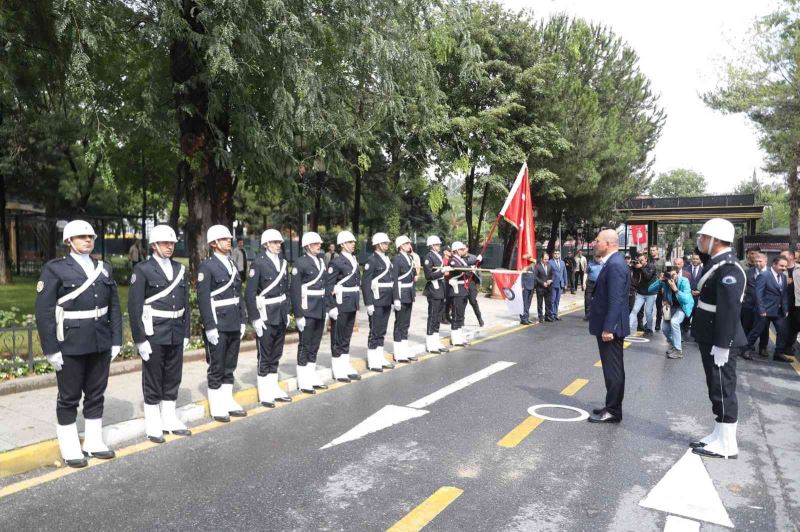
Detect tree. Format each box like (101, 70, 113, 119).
(649, 168, 707, 197)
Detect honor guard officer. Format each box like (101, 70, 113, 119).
(465, 250, 484, 327)
(325, 230, 362, 382)
(447, 242, 470, 346)
(689, 218, 748, 460)
(391, 235, 418, 363)
(290, 232, 329, 394)
(197, 224, 247, 422)
(245, 229, 293, 408)
(423, 235, 452, 353)
(362, 232, 396, 372)
(128, 225, 192, 443)
(35, 220, 122, 468)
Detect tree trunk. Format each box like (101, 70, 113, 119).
(547, 210, 562, 255)
(465, 165, 475, 252)
(475, 181, 489, 249)
(352, 166, 362, 238)
(789, 153, 799, 252)
(311, 180, 322, 232)
(169, 162, 185, 229)
(0, 174, 11, 284)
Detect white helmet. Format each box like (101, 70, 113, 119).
(451, 241, 466, 252)
(261, 229, 283, 245)
(207, 224, 233, 244)
(426, 235, 441, 246)
(697, 218, 735, 243)
(395, 235, 411, 248)
(62, 220, 96, 242)
(301, 231, 323, 247)
(337, 231, 356, 245)
(149, 225, 177, 245)
(372, 232, 390, 246)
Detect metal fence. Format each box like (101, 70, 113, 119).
(0, 323, 42, 372)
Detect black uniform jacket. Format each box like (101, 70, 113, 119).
(423, 250, 447, 300)
(691, 250, 748, 348)
(245, 252, 291, 327)
(362, 252, 394, 307)
(197, 254, 246, 332)
(325, 253, 361, 313)
(128, 257, 190, 345)
(392, 252, 417, 304)
(289, 253, 327, 320)
(35, 255, 123, 356)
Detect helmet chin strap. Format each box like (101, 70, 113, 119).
(153, 243, 166, 259)
(68, 239, 90, 255)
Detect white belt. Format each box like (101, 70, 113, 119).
(399, 282, 414, 289)
(150, 308, 185, 319)
(142, 306, 185, 336)
(256, 293, 287, 320)
(301, 288, 325, 310)
(334, 285, 360, 305)
(211, 297, 240, 324)
(56, 306, 108, 342)
(697, 301, 716, 313)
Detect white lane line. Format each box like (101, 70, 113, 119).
(664, 515, 700, 532)
(406, 361, 516, 409)
(639, 449, 734, 528)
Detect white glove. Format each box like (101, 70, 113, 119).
(240, 323, 246, 339)
(183, 338, 189, 351)
(206, 328, 219, 345)
(393, 300, 401, 311)
(328, 307, 339, 321)
(46, 352, 63, 372)
(296, 317, 306, 332)
(110, 345, 121, 362)
(441, 266, 453, 273)
(476, 254, 483, 262)
(367, 305, 375, 316)
(285, 315, 290, 328)
(711, 346, 730, 367)
(253, 319, 264, 337)
(137, 341, 152, 362)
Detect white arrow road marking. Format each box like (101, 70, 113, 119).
(639, 450, 734, 528)
(406, 361, 516, 409)
(321, 361, 515, 449)
(664, 515, 700, 532)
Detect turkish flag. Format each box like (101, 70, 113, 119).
(499, 163, 536, 271)
(631, 225, 647, 245)
(491, 271, 524, 316)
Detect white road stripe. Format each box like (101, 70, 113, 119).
(406, 361, 516, 409)
(664, 515, 700, 532)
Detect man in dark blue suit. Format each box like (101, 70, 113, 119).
(549, 250, 568, 320)
(683, 253, 703, 333)
(588, 229, 630, 423)
(740, 253, 768, 359)
(748, 256, 792, 362)
(520, 254, 536, 325)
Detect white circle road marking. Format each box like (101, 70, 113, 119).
(527, 404, 590, 422)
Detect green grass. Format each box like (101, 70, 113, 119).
(0, 276, 129, 317)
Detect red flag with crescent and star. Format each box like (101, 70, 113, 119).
(499, 162, 536, 271)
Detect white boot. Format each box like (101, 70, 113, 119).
(257, 375, 275, 407)
(435, 332, 449, 352)
(208, 387, 230, 422)
(297, 364, 315, 393)
(450, 329, 462, 346)
(267, 373, 291, 402)
(144, 403, 165, 443)
(393, 340, 409, 362)
(221, 382, 246, 416)
(342, 354, 361, 380)
(332, 356, 350, 382)
(403, 340, 417, 361)
(426, 335, 441, 353)
(161, 400, 191, 435)
(697, 422, 738, 459)
(367, 348, 384, 371)
(56, 423, 87, 467)
(691, 422, 720, 449)
(82, 418, 115, 459)
(378, 346, 394, 369)
(309, 362, 328, 389)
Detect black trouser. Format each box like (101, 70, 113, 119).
(256, 324, 286, 376)
(451, 295, 467, 329)
(748, 315, 787, 354)
(467, 283, 482, 323)
(698, 342, 738, 423)
(331, 310, 356, 357)
(205, 330, 240, 389)
(536, 289, 552, 319)
(393, 303, 412, 342)
(56, 351, 111, 425)
(566, 269, 574, 291)
(297, 317, 324, 365)
(574, 271, 584, 290)
(786, 307, 799, 354)
(740, 306, 768, 350)
(522, 288, 534, 321)
(655, 291, 663, 327)
(443, 296, 453, 322)
(427, 297, 444, 335)
(596, 336, 625, 418)
(584, 280, 595, 317)
(368, 305, 391, 348)
(142, 343, 184, 404)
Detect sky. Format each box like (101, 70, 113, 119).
(500, 0, 778, 193)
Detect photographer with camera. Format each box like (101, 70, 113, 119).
(648, 257, 694, 359)
(628, 254, 657, 335)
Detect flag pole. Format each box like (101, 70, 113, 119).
(466, 214, 502, 289)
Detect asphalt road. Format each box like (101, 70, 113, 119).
(2, 312, 798, 531)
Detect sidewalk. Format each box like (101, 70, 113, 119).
(0, 290, 585, 477)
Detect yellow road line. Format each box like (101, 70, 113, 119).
(594, 360, 602, 367)
(560, 378, 589, 397)
(387, 486, 464, 532)
(623, 341, 631, 349)
(497, 416, 544, 448)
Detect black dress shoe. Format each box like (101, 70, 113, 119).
(689, 440, 707, 449)
(336, 377, 351, 383)
(544, 317, 554, 322)
(65, 457, 88, 468)
(588, 411, 621, 423)
(439, 345, 450, 352)
(83, 450, 116, 460)
(478, 318, 485, 327)
(275, 396, 292, 403)
(301, 388, 316, 394)
(758, 348, 769, 358)
(407, 356, 418, 362)
(313, 384, 328, 390)
(692, 447, 737, 459)
(229, 409, 247, 417)
(538, 318, 544, 323)
(582, 316, 589, 321)
(261, 400, 276, 408)
(348, 374, 362, 381)
(167, 429, 192, 436)
(396, 359, 412, 364)
(370, 367, 384, 373)
(382, 363, 395, 370)
(148, 435, 166, 444)
(213, 415, 230, 423)
(741, 350, 754, 360)
(773, 353, 793, 363)
(592, 407, 606, 415)
(554, 316, 561, 321)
